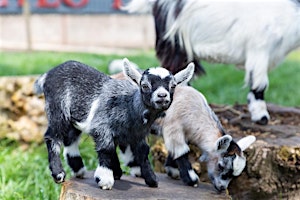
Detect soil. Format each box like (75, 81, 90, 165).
(211, 103, 300, 147)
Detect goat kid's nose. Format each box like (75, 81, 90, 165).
(157, 93, 167, 98)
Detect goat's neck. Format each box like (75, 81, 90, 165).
(132, 91, 163, 125)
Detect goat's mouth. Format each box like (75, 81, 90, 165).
(153, 99, 171, 110)
(213, 184, 226, 193)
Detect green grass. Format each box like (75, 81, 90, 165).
(0, 50, 299, 199)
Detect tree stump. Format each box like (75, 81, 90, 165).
(150, 103, 300, 199)
(59, 171, 230, 200)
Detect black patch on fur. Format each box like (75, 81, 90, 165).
(251, 89, 265, 100)
(66, 155, 84, 173)
(153, 0, 205, 76)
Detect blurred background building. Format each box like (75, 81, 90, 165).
(0, 0, 154, 53)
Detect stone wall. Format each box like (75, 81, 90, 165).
(0, 76, 46, 143)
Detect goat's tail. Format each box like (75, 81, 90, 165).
(122, 0, 155, 14)
(33, 73, 47, 95)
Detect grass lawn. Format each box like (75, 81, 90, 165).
(0, 50, 299, 199)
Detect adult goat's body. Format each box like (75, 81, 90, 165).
(34, 59, 194, 189)
(125, 0, 300, 124)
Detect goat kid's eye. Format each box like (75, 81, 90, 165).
(170, 83, 177, 90)
(218, 163, 224, 171)
(142, 84, 151, 91)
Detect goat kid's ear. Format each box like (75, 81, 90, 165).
(237, 135, 256, 151)
(216, 135, 232, 153)
(123, 58, 142, 85)
(174, 62, 195, 85)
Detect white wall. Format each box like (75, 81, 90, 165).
(0, 14, 155, 54)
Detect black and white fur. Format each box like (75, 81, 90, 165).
(34, 58, 194, 190)
(156, 86, 255, 192)
(124, 0, 300, 125)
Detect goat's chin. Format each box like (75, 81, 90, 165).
(153, 102, 170, 111)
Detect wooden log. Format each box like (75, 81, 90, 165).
(59, 172, 230, 200)
(150, 103, 300, 199)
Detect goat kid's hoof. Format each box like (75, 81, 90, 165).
(165, 166, 180, 179)
(145, 177, 158, 188)
(53, 172, 66, 183)
(95, 177, 114, 190)
(183, 170, 199, 187)
(74, 167, 86, 179)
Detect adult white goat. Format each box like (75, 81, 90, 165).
(124, 0, 300, 125)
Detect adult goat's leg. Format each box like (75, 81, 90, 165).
(247, 87, 270, 125)
(245, 53, 270, 125)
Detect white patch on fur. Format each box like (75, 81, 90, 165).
(63, 139, 80, 159)
(94, 165, 114, 190)
(74, 167, 86, 178)
(75, 98, 100, 133)
(148, 67, 171, 79)
(152, 86, 170, 103)
(119, 146, 134, 166)
(61, 88, 71, 120)
(165, 166, 180, 179)
(247, 92, 270, 122)
(130, 166, 141, 177)
(233, 155, 246, 176)
(52, 143, 61, 155)
(188, 169, 199, 187)
(34, 73, 47, 95)
(166, 141, 190, 160)
(56, 172, 65, 183)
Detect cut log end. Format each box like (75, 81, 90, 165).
(59, 172, 230, 200)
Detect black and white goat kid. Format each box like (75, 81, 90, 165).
(34, 58, 194, 190)
(125, 0, 300, 125)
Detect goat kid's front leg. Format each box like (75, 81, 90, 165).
(247, 88, 270, 125)
(165, 154, 180, 179)
(44, 129, 65, 183)
(134, 141, 158, 187)
(176, 153, 199, 187)
(94, 146, 116, 190)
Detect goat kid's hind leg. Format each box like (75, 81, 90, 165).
(176, 153, 199, 187)
(165, 154, 180, 179)
(134, 141, 158, 187)
(63, 128, 86, 179)
(119, 145, 141, 177)
(44, 127, 65, 183)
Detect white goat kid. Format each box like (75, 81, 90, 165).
(34, 58, 194, 190)
(124, 0, 300, 125)
(159, 86, 256, 192)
